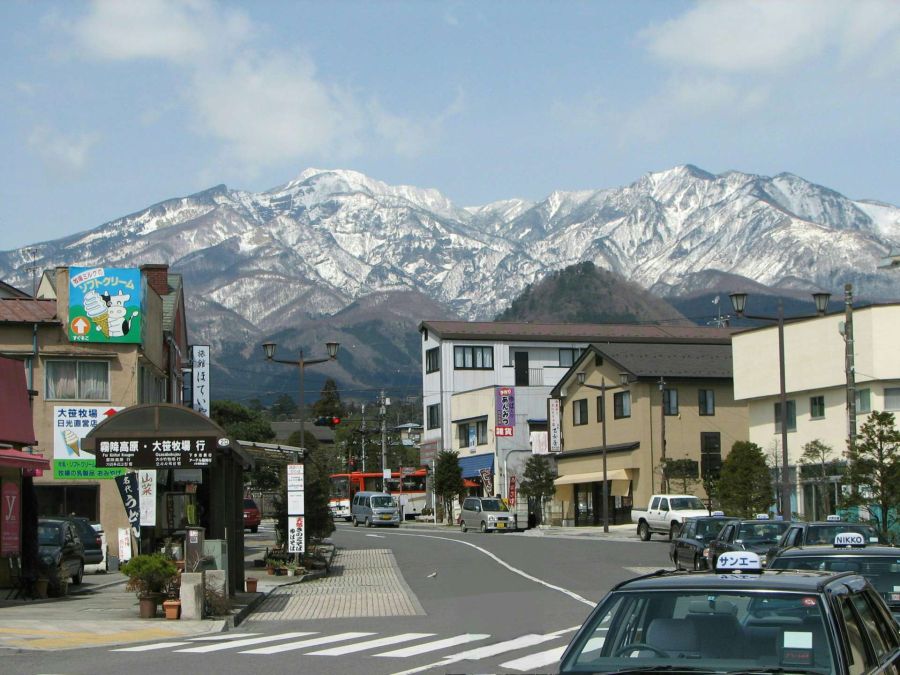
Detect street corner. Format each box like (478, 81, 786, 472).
(0, 620, 227, 652)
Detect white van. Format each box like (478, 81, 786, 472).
(351, 491, 400, 528)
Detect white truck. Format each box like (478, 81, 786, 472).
(632, 494, 709, 540)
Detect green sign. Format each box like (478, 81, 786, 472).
(68, 266, 143, 343)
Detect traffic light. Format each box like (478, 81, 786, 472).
(314, 416, 341, 428)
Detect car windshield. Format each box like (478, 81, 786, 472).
(371, 496, 394, 508)
(738, 521, 791, 544)
(805, 524, 882, 545)
(771, 554, 900, 606)
(670, 497, 705, 510)
(695, 519, 730, 537)
(38, 523, 63, 546)
(243, 499, 258, 509)
(561, 589, 836, 674)
(480, 499, 508, 512)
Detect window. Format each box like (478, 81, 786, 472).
(700, 432, 722, 478)
(454, 345, 493, 370)
(851, 593, 889, 659)
(425, 347, 440, 373)
(613, 391, 631, 419)
(596, 395, 604, 423)
(698, 389, 715, 416)
(663, 388, 678, 415)
(810, 395, 825, 419)
(559, 348, 582, 367)
(427, 403, 440, 430)
(839, 596, 871, 674)
(457, 420, 487, 447)
(45, 360, 109, 400)
(857, 388, 871, 414)
(773, 400, 797, 432)
(573, 399, 588, 425)
(884, 387, 900, 411)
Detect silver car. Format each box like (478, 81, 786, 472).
(460, 497, 516, 533)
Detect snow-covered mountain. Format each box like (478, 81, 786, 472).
(1, 165, 898, 400)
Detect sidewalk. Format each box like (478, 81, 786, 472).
(401, 518, 639, 540)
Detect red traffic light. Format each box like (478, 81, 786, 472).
(330, 416, 341, 427)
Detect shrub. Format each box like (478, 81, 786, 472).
(120, 553, 177, 598)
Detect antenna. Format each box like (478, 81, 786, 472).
(23, 247, 39, 297)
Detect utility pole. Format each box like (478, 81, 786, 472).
(360, 404, 367, 472)
(380, 390, 389, 490)
(843, 284, 856, 452)
(659, 376, 668, 493)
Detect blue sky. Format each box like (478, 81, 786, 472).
(2, 0, 899, 252)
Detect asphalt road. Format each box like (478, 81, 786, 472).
(8, 523, 673, 675)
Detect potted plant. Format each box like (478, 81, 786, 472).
(120, 553, 177, 619)
(162, 597, 181, 620)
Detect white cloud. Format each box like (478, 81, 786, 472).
(28, 126, 100, 176)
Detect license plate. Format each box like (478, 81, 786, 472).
(381, 514, 392, 520)
(496, 522, 505, 528)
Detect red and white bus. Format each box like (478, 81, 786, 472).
(329, 469, 428, 521)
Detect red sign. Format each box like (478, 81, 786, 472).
(70, 316, 91, 336)
(1, 481, 21, 557)
(508, 475, 517, 507)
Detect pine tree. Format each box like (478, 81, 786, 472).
(434, 450, 465, 524)
(518, 455, 556, 524)
(718, 441, 773, 518)
(312, 378, 344, 418)
(844, 410, 900, 539)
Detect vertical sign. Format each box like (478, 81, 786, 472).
(468, 426, 477, 452)
(287, 464, 305, 554)
(114, 473, 141, 540)
(549, 398, 562, 453)
(68, 267, 143, 343)
(480, 467, 493, 496)
(191, 345, 210, 416)
(495, 386, 516, 437)
(138, 470, 156, 527)
(508, 475, 517, 508)
(1, 482, 21, 557)
(118, 527, 133, 563)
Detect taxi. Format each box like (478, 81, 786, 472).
(705, 513, 793, 568)
(559, 551, 900, 674)
(768, 531, 900, 621)
(669, 511, 738, 571)
(767, 515, 887, 563)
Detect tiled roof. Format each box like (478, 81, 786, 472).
(0, 298, 58, 324)
(161, 273, 183, 332)
(419, 320, 733, 344)
(596, 342, 733, 378)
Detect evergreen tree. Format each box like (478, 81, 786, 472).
(210, 400, 279, 490)
(844, 411, 900, 539)
(718, 441, 773, 517)
(312, 378, 344, 418)
(270, 393, 297, 419)
(434, 450, 465, 524)
(518, 455, 556, 524)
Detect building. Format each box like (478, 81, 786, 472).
(419, 320, 738, 518)
(731, 303, 900, 519)
(0, 264, 188, 560)
(550, 342, 748, 526)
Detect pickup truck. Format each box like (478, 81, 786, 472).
(633, 494, 709, 540)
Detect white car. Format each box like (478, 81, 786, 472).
(85, 522, 108, 574)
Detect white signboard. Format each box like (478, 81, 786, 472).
(716, 551, 762, 571)
(286, 464, 304, 491)
(834, 532, 866, 547)
(138, 469, 156, 526)
(383, 468, 391, 480)
(288, 515, 305, 554)
(191, 345, 210, 416)
(118, 527, 133, 563)
(549, 398, 562, 452)
(288, 491, 305, 515)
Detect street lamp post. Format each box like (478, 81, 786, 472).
(261, 341, 339, 451)
(729, 292, 830, 518)
(576, 370, 632, 533)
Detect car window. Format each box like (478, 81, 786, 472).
(806, 524, 880, 545)
(480, 499, 507, 512)
(658, 498, 669, 511)
(243, 498, 257, 509)
(463, 499, 474, 510)
(38, 523, 63, 546)
(681, 521, 695, 538)
(839, 596, 871, 674)
(650, 497, 660, 509)
(371, 496, 393, 508)
(670, 497, 705, 510)
(737, 522, 789, 544)
(850, 593, 888, 659)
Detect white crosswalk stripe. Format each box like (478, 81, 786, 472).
(111, 641, 192, 652)
(500, 644, 567, 671)
(188, 633, 262, 641)
(241, 632, 375, 655)
(175, 632, 315, 653)
(306, 632, 434, 656)
(374, 633, 490, 658)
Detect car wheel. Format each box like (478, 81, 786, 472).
(352, 516, 358, 527)
(480, 521, 488, 533)
(71, 563, 84, 585)
(250, 525, 258, 533)
(345, 517, 352, 522)
(366, 517, 372, 528)
(638, 522, 651, 541)
(460, 521, 467, 533)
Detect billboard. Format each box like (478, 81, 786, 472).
(495, 386, 515, 437)
(53, 406, 126, 479)
(191, 345, 210, 416)
(68, 267, 143, 343)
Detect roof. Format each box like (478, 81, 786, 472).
(419, 320, 734, 344)
(0, 280, 31, 299)
(773, 545, 900, 558)
(161, 273, 183, 332)
(594, 342, 733, 379)
(617, 569, 847, 593)
(0, 298, 58, 324)
(235, 440, 304, 467)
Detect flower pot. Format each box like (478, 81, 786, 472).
(245, 577, 258, 593)
(286, 568, 295, 577)
(266, 566, 275, 575)
(163, 599, 181, 620)
(139, 596, 158, 619)
(34, 578, 49, 599)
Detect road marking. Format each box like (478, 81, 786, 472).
(375, 633, 490, 657)
(188, 633, 262, 641)
(390, 633, 562, 675)
(306, 632, 434, 656)
(366, 534, 385, 538)
(500, 644, 567, 671)
(175, 632, 314, 653)
(111, 641, 192, 652)
(240, 632, 376, 655)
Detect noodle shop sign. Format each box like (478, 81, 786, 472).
(95, 437, 218, 469)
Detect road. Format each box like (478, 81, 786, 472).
(7, 522, 672, 674)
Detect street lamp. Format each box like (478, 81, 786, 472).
(729, 292, 830, 518)
(261, 340, 339, 451)
(576, 370, 632, 533)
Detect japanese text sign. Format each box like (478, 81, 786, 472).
(68, 267, 143, 344)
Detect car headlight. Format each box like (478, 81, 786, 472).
(488, 515, 497, 521)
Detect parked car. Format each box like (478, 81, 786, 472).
(632, 494, 709, 541)
(62, 515, 104, 567)
(705, 515, 793, 568)
(559, 552, 900, 674)
(766, 516, 887, 562)
(88, 521, 108, 573)
(37, 518, 85, 590)
(669, 512, 738, 570)
(459, 496, 516, 533)
(243, 498, 261, 533)
(351, 491, 400, 528)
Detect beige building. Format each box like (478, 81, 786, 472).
(0, 264, 188, 558)
(550, 342, 748, 526)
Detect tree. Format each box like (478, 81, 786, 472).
(270, 393, 297, 419)
(844, 410, 900, 540)
(312, 378, 344, 418)
(799, 439, 838, 518)
(518, 455, 556, 524)
(434, 450, 465, 525)
(717, 441, 773, 518)
(661, 458, 699, 495)
(211, 400, 279, 490)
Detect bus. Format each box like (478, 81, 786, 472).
(329, 469, 428, 521)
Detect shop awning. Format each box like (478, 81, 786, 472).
(554, 468, 631, 486)
(0, 356, 37, 447)
(0, 449, 50, 470)
(458, 453, 494, 479)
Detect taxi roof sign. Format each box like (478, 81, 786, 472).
(834, 532, 866, 548)
(826, 515, 841, 522)
(755, 513, 770, 520)
(711, 510, 725, 517)
(715, 551, 763, 573)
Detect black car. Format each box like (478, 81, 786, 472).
(37, 518, 85, 590)
(669, 513, 738, 570)
(768, 533, 900, 620)
(62, 515, 104, 566)
(767, 518, 887, 562)
(559, 554, 900, 674)
(706, 516, 792, 568)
